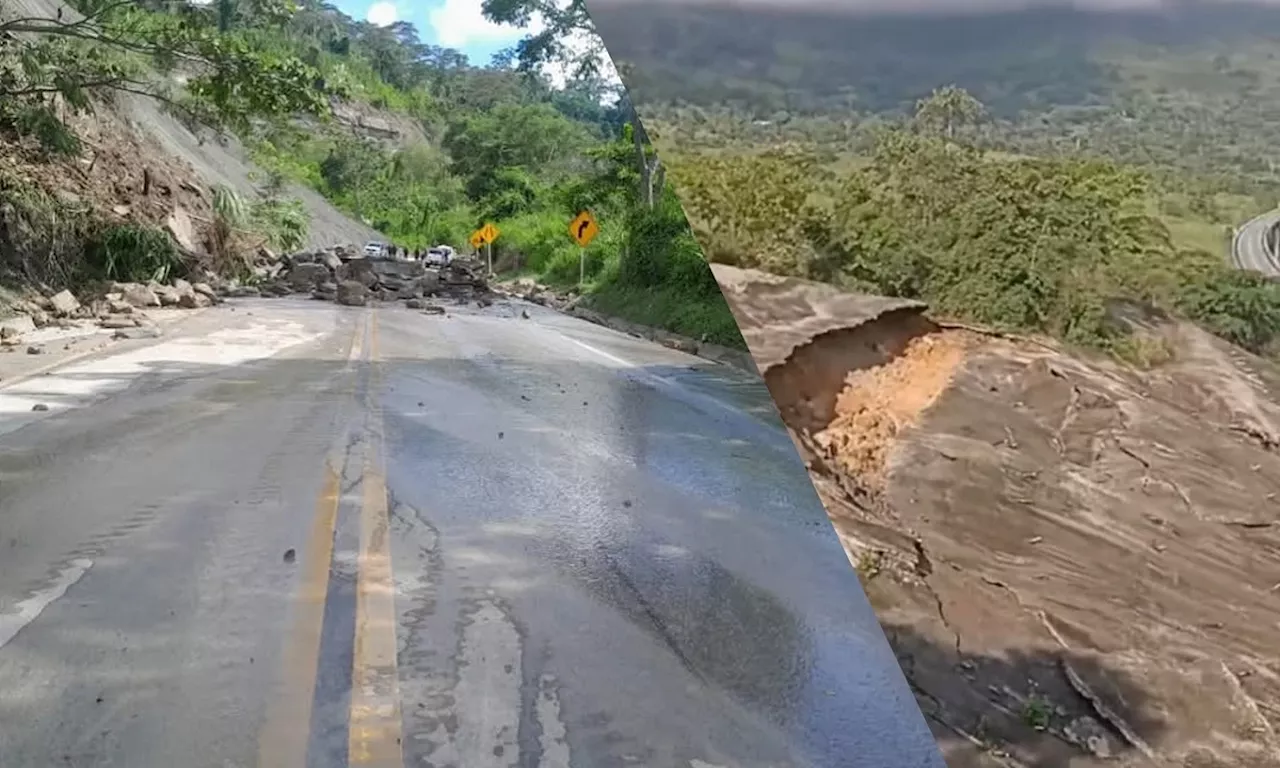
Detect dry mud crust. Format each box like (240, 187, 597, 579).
(711, 264, 1280, 768)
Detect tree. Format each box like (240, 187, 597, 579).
(319, 136, 384, 214)
(442, 102, 592, 204)
(0, 0, 330, 136)
(481, 0, 602, 82)
(913, 85, 986, 139)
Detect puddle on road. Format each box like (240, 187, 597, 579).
(537, 534, 815, 724)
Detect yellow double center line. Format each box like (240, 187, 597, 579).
(349, 311, 405, 766)
(257, 309, 404, 768)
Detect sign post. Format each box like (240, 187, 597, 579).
(567, 210, 600, 286)
(479, 221, 500, 276)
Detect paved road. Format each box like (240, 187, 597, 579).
(0, 297, 944, 768)
(1232, 210, 1280, 275)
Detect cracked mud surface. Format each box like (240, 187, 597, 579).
(713, 264, 1280, 768)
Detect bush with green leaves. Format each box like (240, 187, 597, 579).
(667, 107, 1280, 354)
(1175, 267, 1280, 352)
(86, 224, 184, 284)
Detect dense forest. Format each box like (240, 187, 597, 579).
(0, 0, 742, 345)
(587, 0, 1280, 356)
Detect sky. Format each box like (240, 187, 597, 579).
(589, 0, 1280, 11)
(333, 0, 544, 67)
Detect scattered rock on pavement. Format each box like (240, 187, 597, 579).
(112, 325, 163, 340)
(99, 316, 139, 329)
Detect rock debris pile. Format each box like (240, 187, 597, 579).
(255, 245, 494, 308)
(0, 277, 222, 350)
(0, 244, 496, 351)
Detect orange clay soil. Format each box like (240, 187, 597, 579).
(816, 331, 975, 489)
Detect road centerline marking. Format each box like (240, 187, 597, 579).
(349, 309, 405, 766)
(256, 311, 366, 768)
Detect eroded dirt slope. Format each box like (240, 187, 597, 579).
(713, 263, 1280, 768)
(0, 0, 383, 251)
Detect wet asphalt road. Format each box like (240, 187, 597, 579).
(0, 297, 944, 768)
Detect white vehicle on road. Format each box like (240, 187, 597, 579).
(424, 245, 454, 268)
(362, 241, 387, 258)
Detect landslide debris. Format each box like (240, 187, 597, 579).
(815, 330, 975, 490)
(713, 263, 1280, 768)
(270, 247, 493, 308)
(0, 245, 496, 351)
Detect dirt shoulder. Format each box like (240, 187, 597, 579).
(714, 263, 1280, 768)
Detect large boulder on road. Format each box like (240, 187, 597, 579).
(337, 280, 368, 307)
(48, 289, 80, 317)
(287, 262, 332, 292)
(178, 291, 212, 309)
(417, 272, 442, 296)
(338, 259, 378, 288)
(172, 279, 197, 299)
(117, 282, 161, 308)
(313, 282, 338, 301)
(193, 282, 219, 303)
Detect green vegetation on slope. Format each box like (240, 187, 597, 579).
(0, 0, 334, 286)
(0, 0, 740, 345)
(234, 1, 736, 345)
(586, 2, 1280, 356)
(670, 92, 1280, 354)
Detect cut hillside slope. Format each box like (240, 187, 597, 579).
(714, 263, 1280, 768)
(2, 0, 382, 251)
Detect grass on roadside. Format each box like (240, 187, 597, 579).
(583, 277, 745, 349)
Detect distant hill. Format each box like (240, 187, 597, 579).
(588, 0, 1280, 183)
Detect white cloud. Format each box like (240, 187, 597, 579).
(427, 0, 543, 48)
(366, 1, 399, 26)
(425, 0, 621, 94)
(537, 30, 622, 90)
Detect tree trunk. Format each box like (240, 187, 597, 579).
(631, 122, 654, 209)
(627, 103, 656, 210)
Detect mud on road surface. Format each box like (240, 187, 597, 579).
(713, 264, 1280, 768)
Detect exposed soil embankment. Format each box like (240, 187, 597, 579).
(712, 263, 1280, 768)
(816, 330, 974, 490)
(0, 0, 384, 265)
